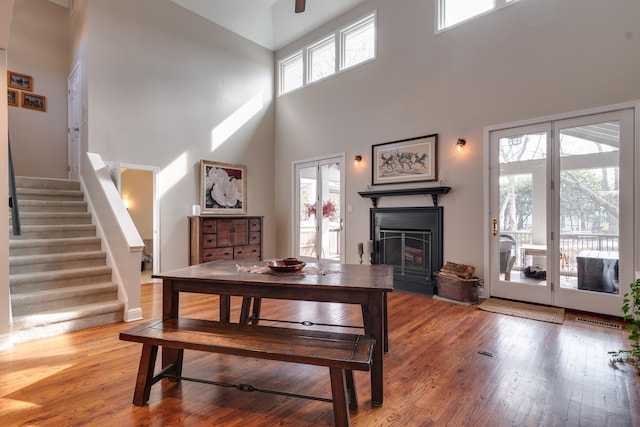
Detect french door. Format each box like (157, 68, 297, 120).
(294, 156, 344, 263)
(489, 108, 634, 315)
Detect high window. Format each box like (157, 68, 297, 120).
(341, 13, 376, 70)
(279, 52, 303, 94)
(308, 36, 336, 83)
(437, 0, 518, 31)
(279, 11, 376, 95)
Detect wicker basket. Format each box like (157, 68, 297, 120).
(436, 273, 479, 303)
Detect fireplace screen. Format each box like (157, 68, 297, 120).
(379, 229, 432, 281)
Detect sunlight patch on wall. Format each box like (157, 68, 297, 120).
(211, 92, 263, 152)
(159, 152, 188, 197)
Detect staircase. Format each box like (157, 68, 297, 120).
(9, 177, 124, 343)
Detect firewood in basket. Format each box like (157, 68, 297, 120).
(440, 261, 475, 279)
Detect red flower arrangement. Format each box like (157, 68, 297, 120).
(305, 200, 337, 219)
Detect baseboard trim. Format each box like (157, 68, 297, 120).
(125, 307, 143, 322)
(0, 332, 13, 350)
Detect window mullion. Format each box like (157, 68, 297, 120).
(335, 32, 340, 74)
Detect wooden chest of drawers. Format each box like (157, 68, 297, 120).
(189, 216, 263, 265)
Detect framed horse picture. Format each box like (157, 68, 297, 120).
(371, 134, 437, 185)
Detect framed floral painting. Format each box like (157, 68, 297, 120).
(200, 160, 247, 214)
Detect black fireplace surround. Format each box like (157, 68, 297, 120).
(370, 207, 443, 295)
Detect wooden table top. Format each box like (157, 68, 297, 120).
(154, 260, 394, 292)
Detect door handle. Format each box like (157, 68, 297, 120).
(492, 218, 498, 237)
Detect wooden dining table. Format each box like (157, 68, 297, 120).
(154, 260, 394, 406)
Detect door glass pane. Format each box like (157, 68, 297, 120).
(320, 162, 341, 261)
(298, 166, 317, 258)
(559, 122, 619, 294)
(498, 132, 548, 284)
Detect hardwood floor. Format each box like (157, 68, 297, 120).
(1, 281, 638, 426)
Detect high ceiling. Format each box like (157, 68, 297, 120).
(43, 0, 367, 51)
(170, 0, 367, 51)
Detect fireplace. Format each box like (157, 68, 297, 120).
(370, 207, 443, 295)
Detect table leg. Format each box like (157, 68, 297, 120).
(362, 293, 389, 353)
(364, 292, 385, 406)
(219, 295, 231, 322)
(240, 297, 252, 323)
(162, 279, 180, 370)
(383, 292, 389, 353)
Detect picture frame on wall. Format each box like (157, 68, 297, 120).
(7, 71, 33, 91)
(371, 133, 438, 185)
(22, 92, 46, 112)
(200, 160, 247, 215)
(8, 89, 18, 107)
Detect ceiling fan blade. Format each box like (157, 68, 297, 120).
(295, 0, 305, 13)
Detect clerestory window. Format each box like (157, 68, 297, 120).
(437, 0, 519, 32)
(279, 11, 376, 95)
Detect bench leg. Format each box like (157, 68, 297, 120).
(162, 346, 184, 381)
(329, 367, 351, 427)
(133, 344, 158, 406)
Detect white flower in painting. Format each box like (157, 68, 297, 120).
(209, 167, 240, 207)
(206, 167, 225, 192)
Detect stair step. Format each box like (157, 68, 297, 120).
(16, 187, 84, 202)
(10, 266, 113, 293)
(16, 199, 89, 213)
(9, 237, 102, 256)
(15, 176, 81, 191)
(11, 211, 92, 226)
(10, 251, 107, 274)
(10, 224, 97, 239)
(11, 282, 119, 316)
(12, 300, 125, 343)
(10, 176, 126, 343)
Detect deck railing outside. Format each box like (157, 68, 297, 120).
(505, 231, 619, 276)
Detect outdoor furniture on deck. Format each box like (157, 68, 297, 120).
(576, 250, 619, 293)
(499, 234, 517, 280)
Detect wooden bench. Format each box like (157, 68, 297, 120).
(120, 318, 374, 427)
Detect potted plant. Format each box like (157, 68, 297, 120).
(609, 278, 640, 371)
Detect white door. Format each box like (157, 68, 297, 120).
(67, 63, 81, 180)
(489, 108, 635, 316)
(294, 156, 344, 263)
(489, 123, 553, 305)
(553, 110, 634, 315)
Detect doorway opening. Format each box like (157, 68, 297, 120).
(112, 162, 160, 275)
(293, 155, 345, 263)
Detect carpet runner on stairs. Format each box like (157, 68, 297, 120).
(9, 176, 124, 343)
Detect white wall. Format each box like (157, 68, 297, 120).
(274, 0, 640, 277)
(1, 47, 11, 348)
(7, 0, 70, 178)
(84, 0, 276, 271)
(1, 0, 13, 348)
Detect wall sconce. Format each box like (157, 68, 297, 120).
(456, 138, 466, 153)
(122, 198, 130, 210)
(354, 155, 362, 166)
